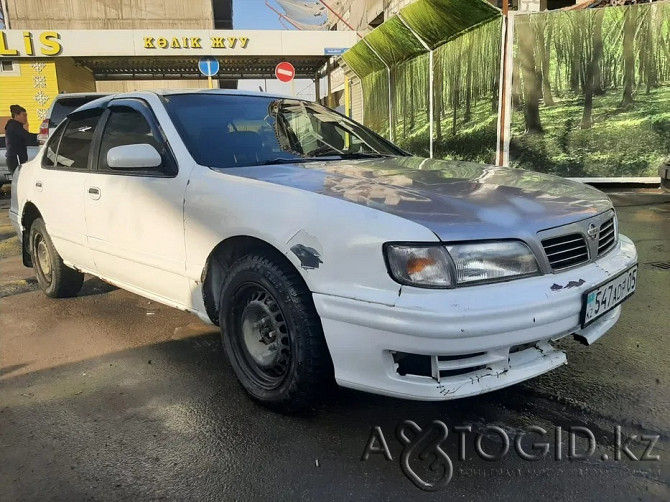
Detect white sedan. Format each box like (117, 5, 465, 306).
(9, 90, 638, 412)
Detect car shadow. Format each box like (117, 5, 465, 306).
(77, 276, 120, 297)
(0, 363, 30, 378)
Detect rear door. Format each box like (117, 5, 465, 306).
(30, 109, 103, 272)
(84, 98, 191, 306)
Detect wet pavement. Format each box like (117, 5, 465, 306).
(1, 186, 669, 501)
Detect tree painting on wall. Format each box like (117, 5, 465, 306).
(510, 2, 670, 177)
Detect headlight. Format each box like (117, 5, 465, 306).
(384, 241, 540, 288)
(446, 241, 540, 285)
(385, 244, 454, 288)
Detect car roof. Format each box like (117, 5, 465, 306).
(52, 92, 110, 101)
(75, 89, 300, 111)
(153, 89, 291, 99)
(70, 89, 309, 117)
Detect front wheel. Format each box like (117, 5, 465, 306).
(29, 218, 84, 298)
(219, 253, 333, 413)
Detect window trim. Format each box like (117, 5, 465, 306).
(40, 121, 67, 171)
(0, 60, 20, 76)
(41, 108, 105, 172)
(91, 98, 178, 178)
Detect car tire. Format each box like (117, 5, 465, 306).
(219, 253, 333, 413)
(29, 218, 84, 298)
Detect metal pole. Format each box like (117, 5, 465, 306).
(387, 67, 393, 142)
(315, 71, 320, 103)
(428, 50, 434, 159)
(208, 75, 213, 89)
(497, 2, 510, 166)
(344, 75, 351, 118)
(326, 59, 333, 107)
(344, 75, 351, 147)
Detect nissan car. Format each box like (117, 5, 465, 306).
(9, 90, 638, 412)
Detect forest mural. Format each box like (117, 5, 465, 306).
(343, 0, 667, 178)
(510, 2, 670, 176)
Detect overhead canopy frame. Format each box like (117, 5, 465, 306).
(341, 0, 501, 155)
(76, 55, 334, 80)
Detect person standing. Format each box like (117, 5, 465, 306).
(5, 105, 38, 175)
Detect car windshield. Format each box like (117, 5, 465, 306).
(162, 93, 407, 169)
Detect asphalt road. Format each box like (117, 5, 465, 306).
(1, 186, 669, 501)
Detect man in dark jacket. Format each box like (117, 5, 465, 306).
(5, 105, 38, 175)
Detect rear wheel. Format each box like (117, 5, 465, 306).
(29, 218, 84, 298)
(219, 253, 332, 413)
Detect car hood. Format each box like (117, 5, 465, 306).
(222, 157, 613, 241)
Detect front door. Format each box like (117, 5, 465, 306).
(84, 99, 191, 307)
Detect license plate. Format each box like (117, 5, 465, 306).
(581, 265, 637, 327)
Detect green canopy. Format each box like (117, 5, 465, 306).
(343, 0, 500, 77)
(400, 0, 501, 49)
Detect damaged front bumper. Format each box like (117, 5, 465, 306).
(312, 235, 637, 401)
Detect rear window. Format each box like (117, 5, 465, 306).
(54, 109, 104, 170)
(50, 97, 102, 127)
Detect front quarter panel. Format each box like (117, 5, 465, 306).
(183, 165, 440, 309)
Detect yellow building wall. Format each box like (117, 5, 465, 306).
(54, 58, 96, 93)
(0, 59, 58, 133)
(96, 79, 211, 93)
(0, 58, 96, 133)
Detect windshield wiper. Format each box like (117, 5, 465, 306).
(259, 157, 322, 165)
(334, 152, 395, 159)
(259, 152, 396, 166)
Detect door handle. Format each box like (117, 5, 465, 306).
(88, 187, 101, 200)
(35, 181, 43, 191)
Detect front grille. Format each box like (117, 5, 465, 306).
(542, 233, 589, 270)
(598, 216, 616, 256)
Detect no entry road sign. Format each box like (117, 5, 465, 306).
(275, 61, 295, 83)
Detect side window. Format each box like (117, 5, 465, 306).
(42, 123, 66, 169)
(98, 106, 166, 174)
(55, 110, 103, 170)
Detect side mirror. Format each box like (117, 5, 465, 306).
(107, 144, 162, 169)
